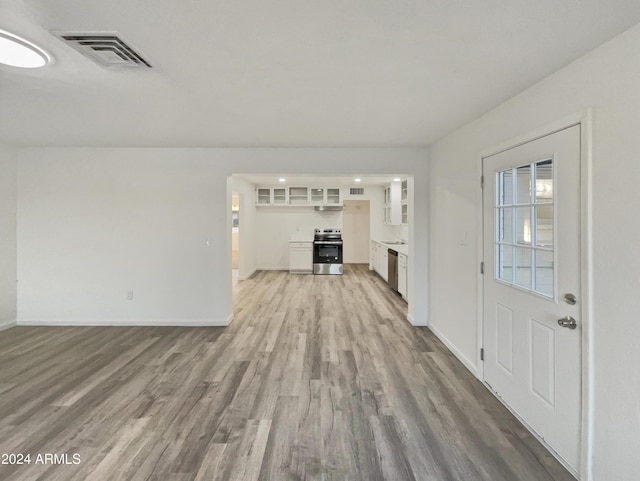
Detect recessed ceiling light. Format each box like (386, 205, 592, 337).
(354, 178, 362, 183)
(278, 178, 286, 182)
(0, 30, 50, 68)
(393, 177, 401, 182)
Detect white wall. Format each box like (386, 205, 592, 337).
(0, 149, 17, 330)
(16, 148, 428, 326)
(428, 22, 640, 481)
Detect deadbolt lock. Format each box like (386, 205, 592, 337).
(564, 293, 577, 305)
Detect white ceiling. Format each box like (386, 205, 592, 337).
(1, 0, 639, 147)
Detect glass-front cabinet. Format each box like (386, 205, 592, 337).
(288, 187, 309, 205)
(256, 188, 271, 205)
(326, 188, 341, 204)
(273, 188, 287, 205)
(256, 186, 342, 206)
(310, 188, 325, 204)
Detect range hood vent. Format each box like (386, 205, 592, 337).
(314, 205, 343, 212)
(54, 32, 152, 69)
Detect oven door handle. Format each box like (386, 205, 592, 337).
(314, 241, 343, 245)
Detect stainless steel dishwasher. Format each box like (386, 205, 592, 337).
(387, 249, 398, 291)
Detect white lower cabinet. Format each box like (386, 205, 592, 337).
(289, 241, 313, 273)
(378, 246, 388, 282)
(370, 241, 378, 270)
(398, 253, 407, 299)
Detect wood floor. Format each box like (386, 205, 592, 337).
(0, 265, 574, 481)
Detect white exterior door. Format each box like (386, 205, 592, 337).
(482, 125, 582, 473)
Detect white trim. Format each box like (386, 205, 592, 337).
(407, 313, 426, 327)
(579, 110, 594, 481)
(17, 318, 231, 327)
(428, 323, 480, 378)
(478, 109, 593, 481)
(238, 268, 257, 281)
(0, 320, 16, 331)
(256, 266, 290, 271)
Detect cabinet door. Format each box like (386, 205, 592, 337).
(379, 248, 388, 281)
(289, 187, 309, 205)
(370, 241, 377, 270)
(256, 188, 271, 205)
(326, 188, 341, 204)
(385, 182, 402, 225)
(310, 188, 325, 204)
(398, 255, 407, 298)
(273, 188, 288, 205)
(290, 244, 312, 272)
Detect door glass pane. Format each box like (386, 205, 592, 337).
(515, 207, 532, 245)
(535, 250, 554, 297)
(535, 160, 553, 203)
(535, 205, 553, 247)
(516, 165, 532, 204)
(495, 160, 555, 298)
(498, 207, 513, 243)
(498, 169, 513, 206)
(498, 244, 513, 283)
(515, 247, 532, 289)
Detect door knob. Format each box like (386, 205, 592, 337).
(557, 316, 577, 329)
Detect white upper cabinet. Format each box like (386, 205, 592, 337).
(255, 186, 342, 206)
(256, 188, 272, 205)
(384, 181, 402, 225)
(401, 180, 408, 224)
(326, 188, 341, 204)
(288, 187, 310, 205)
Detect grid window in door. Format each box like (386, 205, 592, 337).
(495, 159, 554, 297)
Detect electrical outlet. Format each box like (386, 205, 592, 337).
(127, 290, 134, 301)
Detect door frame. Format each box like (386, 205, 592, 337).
(476, 110, 593, 480)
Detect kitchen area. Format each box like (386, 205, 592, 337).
(231, 174, 411, 303)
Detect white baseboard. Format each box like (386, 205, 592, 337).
(238, 268, 257, 281)
(428, 323, 480, 379)
(17, 318, 231, 327)
(0, 320, 16, 331)
(407, 313, 427, 326)
(256, 266, 289, 271)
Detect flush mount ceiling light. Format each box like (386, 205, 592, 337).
(393, 177, 401, 182)
(354, 178, 362, 183)
(0, 30, 50, 68)
(278, 178, 286, 182)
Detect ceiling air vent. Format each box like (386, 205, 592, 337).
(350, 187, 365, 195)
(54, 32, 151, 68)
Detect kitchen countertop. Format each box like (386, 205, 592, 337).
(374, 240, 408, 256)
(289, 238, 313, 243)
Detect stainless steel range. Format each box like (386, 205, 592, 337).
(313, 228, 343, 275)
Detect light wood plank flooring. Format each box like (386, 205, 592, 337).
(0, 265, 574, 481)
